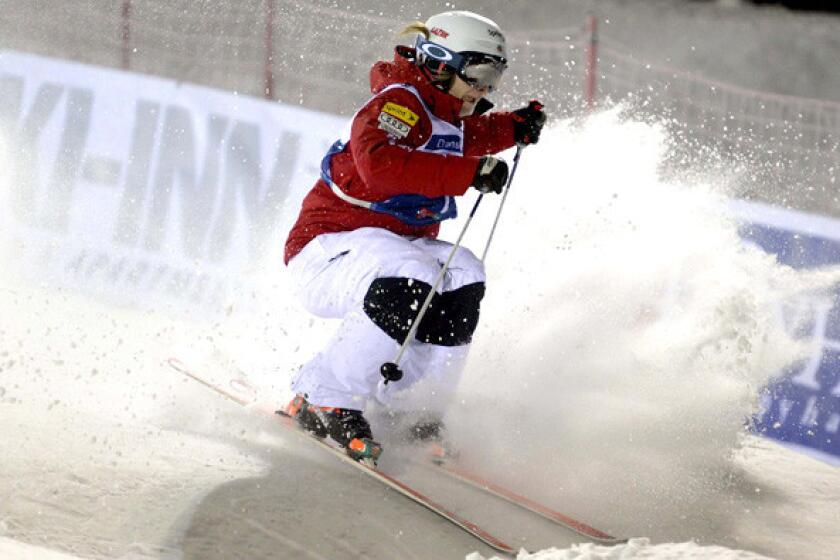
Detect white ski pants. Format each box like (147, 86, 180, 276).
(286, 227, 486, 414)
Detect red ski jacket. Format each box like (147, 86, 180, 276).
(284, 47, 516, 264)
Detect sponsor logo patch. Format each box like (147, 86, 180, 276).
(378, 112, 411, 139)
(382, 102, 419, 126)
(427, 134, 461, 152)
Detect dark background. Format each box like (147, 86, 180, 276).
(745, 0, 839, 12)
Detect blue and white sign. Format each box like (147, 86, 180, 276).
(733, 201, 840, 464)
(0, 50, 343, 316)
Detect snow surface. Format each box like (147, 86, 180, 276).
(3, 106, 840, 559)
(468, 537, 775, 560)
(0, 537, 87, 560)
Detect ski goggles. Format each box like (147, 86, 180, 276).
(415, 36, 507, 92)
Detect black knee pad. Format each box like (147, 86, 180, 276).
(364, 277, 434, 343)
(416, 282, 485, 346)
(363, 278, 485, 347)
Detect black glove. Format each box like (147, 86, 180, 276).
(471, 156, 509, 194)
(512, 100, 547, 145)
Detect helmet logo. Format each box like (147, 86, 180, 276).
(487, 29, 504, 40)
(430, 27, 449, 39)
(419, 42, 453, 62)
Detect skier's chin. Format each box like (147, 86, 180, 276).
(459, 99, 477, 117)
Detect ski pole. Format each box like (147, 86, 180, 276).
(379, 193, 485, 384)
(380, 148, 525, 384)
(480, 144, 524, 262)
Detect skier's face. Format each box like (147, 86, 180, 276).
(448, 75, 489, 117)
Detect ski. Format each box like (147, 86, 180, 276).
(167, 357, 519, 556)
(426, 459, 624, 544)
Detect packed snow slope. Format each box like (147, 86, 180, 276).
(2, 110, 840, 559)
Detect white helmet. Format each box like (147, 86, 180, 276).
(425, 11, 507, 60)
(414, 11, 508, 92)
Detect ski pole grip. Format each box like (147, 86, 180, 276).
(380, 362, 403, 384)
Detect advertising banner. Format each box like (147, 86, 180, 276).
(732, 200, 840, 464)
(0, 50, 343, 315)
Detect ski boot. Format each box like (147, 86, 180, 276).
(384, 410, 457, 464)
(283, 395, 383, 465)
(408, 418, 457, 464)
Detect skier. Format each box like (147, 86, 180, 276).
(283, 10, 546, 462)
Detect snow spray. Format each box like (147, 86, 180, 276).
(444, 107, 840, 545)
